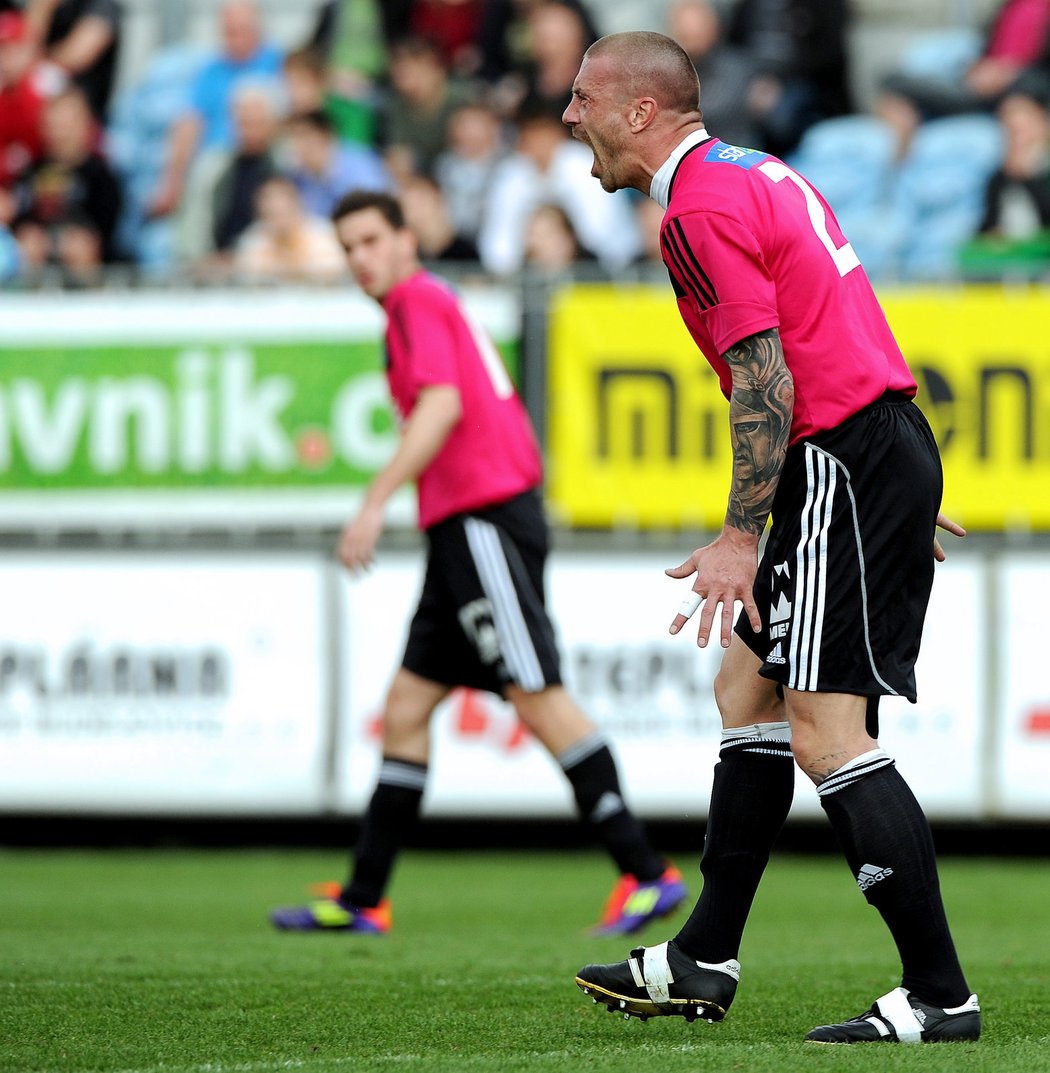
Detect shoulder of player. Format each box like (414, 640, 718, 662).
(386, 271, 464, 323)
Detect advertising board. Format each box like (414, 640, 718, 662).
(0, 554, 329, 812)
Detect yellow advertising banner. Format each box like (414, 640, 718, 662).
(547, 284, 1050, 531)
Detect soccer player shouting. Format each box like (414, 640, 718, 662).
(270, 190, 685, 938)
(562, 32, 979, 1044)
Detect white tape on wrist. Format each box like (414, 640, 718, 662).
(677, 591, 703, 619)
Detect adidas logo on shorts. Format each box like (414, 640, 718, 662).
(767, 642, 787, 665)
(856, 862, 894, 892)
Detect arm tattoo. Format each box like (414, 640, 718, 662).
(722, 328, 794, 536)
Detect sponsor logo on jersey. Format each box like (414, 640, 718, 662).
(704, 142, 770, 169)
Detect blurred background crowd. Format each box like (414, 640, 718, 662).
(0, 0, 1048, 290)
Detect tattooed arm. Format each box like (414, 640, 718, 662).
(666, 328, 793, 648)
(724, 328, 794, 536)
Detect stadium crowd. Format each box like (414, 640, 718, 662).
(0, 0, 1049, 288)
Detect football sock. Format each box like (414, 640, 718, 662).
(818, 750, 971, 1008)
(674, 722, 795, 963)
(558, 732, 664, 882)
(342, 757, 427, 909)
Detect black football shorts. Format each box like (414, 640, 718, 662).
(736, 393, 942, 704)
(401, 489, 563, 695)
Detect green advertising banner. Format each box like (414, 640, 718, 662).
(0, 289, 519, 527)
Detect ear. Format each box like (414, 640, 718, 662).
(628, 97, 658, 132)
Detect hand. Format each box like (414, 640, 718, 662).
(665, 529, 761, 649)
(337, 503, 385, 574)
(147, 175, 182, 219)
(933, 511, 966, 563)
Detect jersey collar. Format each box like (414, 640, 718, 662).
(649, 128, 711, 209)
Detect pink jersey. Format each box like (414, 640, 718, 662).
(381, 270, 543, 529)
(656, 136, 916, 444)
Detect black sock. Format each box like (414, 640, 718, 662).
(559, 733, 664, 882)
(818, 751, 971, 1008)
(674, 725, 795, 963)
(342, 757, 427, 908)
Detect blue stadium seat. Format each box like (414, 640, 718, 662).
(788, 115, 898, 217)
(892, 113, 1004, 279)
(788, 115, 903, 279)
(897, 27, 982, 84)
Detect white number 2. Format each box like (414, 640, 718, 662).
(758, 160, 860, 278)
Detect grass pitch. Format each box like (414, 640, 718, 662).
(0, 847, 1046, 1073)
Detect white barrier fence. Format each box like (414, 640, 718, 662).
(0, 547, 1047, 821)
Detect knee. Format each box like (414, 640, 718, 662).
(713, 665, 782, 725)
(381, 679, 432, 747)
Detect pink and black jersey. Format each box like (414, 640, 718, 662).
(381, 270, 543, 529)
(652, 132, 915, 443)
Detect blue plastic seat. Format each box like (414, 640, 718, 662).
(789, 115, 899, 216)
(892, 113, 1004, 278)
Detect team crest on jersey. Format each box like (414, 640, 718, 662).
(704, 142, 769, 169)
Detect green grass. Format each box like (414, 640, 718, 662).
(0, 848, 1046, 1073)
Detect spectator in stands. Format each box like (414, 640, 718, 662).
(522, 200, 598, 276)
(10, 84, 120, 283)
(308, 0, 403, 146)
(232, 173, 345, 283)
(211, 80, 284, 255)
(380, 35, 476, 181)
(878, 0, 1050, 155)
(21, 0, 121, 121)
(962, 70, 1050, 274)
(283, 46, 328, 118)
(149, 0, 282, 220)
(667, 0, 762, 149)
(476, 0, 599, 90)
(726, 0, 853, 157)
(179, 77, 283, 279)
(0, 215, 20, 281)
(408, 0, 486, 76)
(398, 171, 479, 261)
(632, 193, 666, 268)
(477, 103, 640, 276)
(513, 1, 594, 122)
(434, 101, 507, 245)
(285, 109, 390, 219)
(0, 9, 64, 187)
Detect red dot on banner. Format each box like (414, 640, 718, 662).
(1025, 708, 1050, 736)
(297, 427, 332, 468)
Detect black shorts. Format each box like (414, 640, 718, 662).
(736, 394, 942, 704)
(401, 489, 563, 695)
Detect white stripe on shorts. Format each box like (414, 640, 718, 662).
(790, 444, 898, 696)
(463, 517, 546, 692)
(790, 445, 836, 691)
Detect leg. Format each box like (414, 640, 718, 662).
(786, 689, 975, 1033)
(270, 668, 447, 932)
(510, 683, 671, 893)
(341, 668, 448, 907)
(672, 638, 795, 963)
(575, 639, 794, 1020)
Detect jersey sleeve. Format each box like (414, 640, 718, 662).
(662, 209, 780, 356)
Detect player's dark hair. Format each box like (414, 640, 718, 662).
(332, 190, 406, 230)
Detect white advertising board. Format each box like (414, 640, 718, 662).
(995, 556, 1050, 818)
(334, 551, 984, 820)
(0, 554, 328, 813)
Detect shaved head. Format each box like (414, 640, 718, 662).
(563, 30, 706, 194)
(585, 31, 701, 117)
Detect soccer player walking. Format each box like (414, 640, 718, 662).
(562, 32, 979, 1044)
(270, 190, 685, 938)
